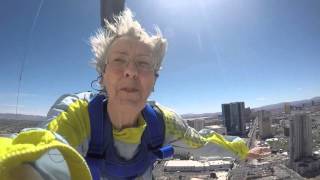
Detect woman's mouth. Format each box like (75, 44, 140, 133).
(120, 87, 139, 93)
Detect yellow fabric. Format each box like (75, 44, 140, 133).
(47, 98, 146, 145)
(157, 105, 249, 159)
(47, 98, 248, 160)
(47, 99, 91, 149)
(0, 97, 248, 180)
(0, 130, 91, 180)
(158, 105, 207, 147)
(205, 132, 249, 160)
(113, 115, 146, 144)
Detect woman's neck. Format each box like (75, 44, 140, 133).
(107, 101, 140, 130)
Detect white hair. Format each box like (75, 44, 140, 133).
(90, 8, 167, 76)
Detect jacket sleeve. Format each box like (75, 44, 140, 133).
(0, 128, 91, 180)
(40, 92, 94, 156)
(157, 104, 249, 160)
(0, 92, 95, 180)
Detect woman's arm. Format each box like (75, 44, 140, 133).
(0, 129, 91, 180)
(0, 92, 95, 180)
(157, 104, 270, 160)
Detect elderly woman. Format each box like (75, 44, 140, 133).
(0, 9, 270, 180)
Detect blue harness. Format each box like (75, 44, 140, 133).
(85, 94, 174, 180)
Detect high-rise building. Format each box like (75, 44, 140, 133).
(194, 119, 205, 131)
(187, 119, 205, 131)
(245, 107, 252, 123)
(288, 113, 320, 176)
(221, 102, 246, 135)
(257, 110, 272, 139)
(289, 113, 312, 164)
(284, 103, 291, 114)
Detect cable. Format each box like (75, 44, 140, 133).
(15, 0, 44, 117)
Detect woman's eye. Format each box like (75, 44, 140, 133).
(138, 61, 149, 65)
(113, 58, 126, 64)
(137, 60, 152, 67)
(137, 58, 152, 65)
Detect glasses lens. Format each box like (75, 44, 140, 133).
(135, 58, 154, 71)
(107, 57, 155, 72)
(108, 58, 127, 69)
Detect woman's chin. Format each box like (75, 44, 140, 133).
(118, 97, 144, 108)
(110, 93, 146, 109)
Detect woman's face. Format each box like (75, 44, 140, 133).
(102, 36, 156, 109)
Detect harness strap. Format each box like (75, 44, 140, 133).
(86, 94, 173, 179)
(146, 105, 174, 159)
(86, 94, 107, 157)
(86, 94, 107, 180)
(142, 104, 164, 150)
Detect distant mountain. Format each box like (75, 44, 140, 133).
(181, 112, 221, 119)
(254, 96, 320, 112)
(0, 113, 45, 121)
(181, 96, 320, 116)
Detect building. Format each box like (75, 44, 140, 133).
(164, 160, 233, 172)
(288, 113, 320, 176)
(284, 103, 291, 114)
(257, 110, 272, 139)
(203, 117, 220, 126)
(283, 126, 289, 136)
(289, 113, 312, 163)
(194, 119, 205, 131)
(187, 118, 205, 131)
(221, 102, 246, 135)
(245, 107, 252, 123)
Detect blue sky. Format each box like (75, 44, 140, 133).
(1, 0, 320, 115)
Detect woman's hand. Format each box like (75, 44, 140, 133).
(246, 146, 271, 159)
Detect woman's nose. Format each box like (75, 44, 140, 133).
(123, 61, 138, 78)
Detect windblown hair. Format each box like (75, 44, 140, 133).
(90, 8, 167, 76)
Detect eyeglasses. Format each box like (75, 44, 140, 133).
(107, 57, 155, 72)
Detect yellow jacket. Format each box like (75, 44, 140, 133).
(0, 92, 249, 180)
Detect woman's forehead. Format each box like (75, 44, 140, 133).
(109, 36, 153, 56)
